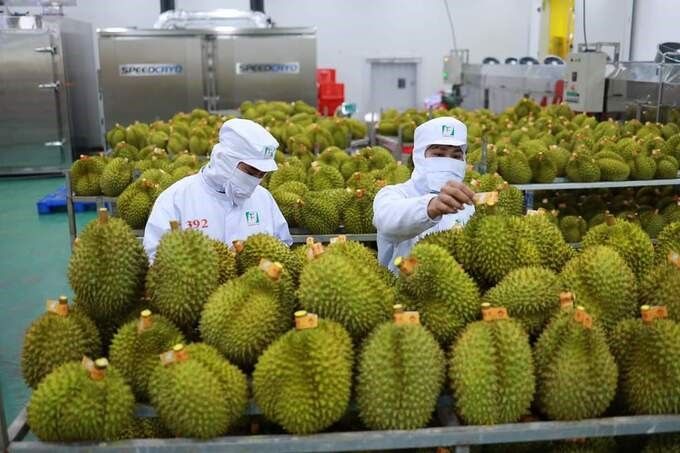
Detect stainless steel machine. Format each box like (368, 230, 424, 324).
(98, 26, 317, 130)
(0, 13, 100, 174)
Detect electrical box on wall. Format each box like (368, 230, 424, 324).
(564, 51, 607, 112)
(443, 51, 463, 85)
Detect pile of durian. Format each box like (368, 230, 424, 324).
(530, 185, 680, 242)
(378, 98, 680, 184)
(263, 145, 411, 233)
(20, 199, 680, 448)
(73, 101, 371, 231)
(239, 100, 368, 151)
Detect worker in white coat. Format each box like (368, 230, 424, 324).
(143, 118, 292, 261)
(373, 117, 476, 272)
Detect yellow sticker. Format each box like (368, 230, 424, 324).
(482, 306, 509, 321)
(394, 311, 420, 325)
(295, 312, 319, 330)
(473, 191, 499, 207)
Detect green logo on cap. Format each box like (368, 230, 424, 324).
(441, 125, 455, 137)
(263, 146, 276, 158)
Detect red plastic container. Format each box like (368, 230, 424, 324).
(316, 68, 336, 84)
(318, 83, 344, 99)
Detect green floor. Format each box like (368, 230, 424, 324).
(0, 176, 97, 426)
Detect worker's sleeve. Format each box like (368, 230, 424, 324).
(372, 186, 440, 241)
(143, 191, 179, 262)
(269, 193, 293, 246)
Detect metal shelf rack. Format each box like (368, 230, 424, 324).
(4, 399, 680, 452)
(512, 176, 680, 209)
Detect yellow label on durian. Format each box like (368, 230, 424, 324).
(159, 348, 189, 366)
(394, 311, 420, 325)
(667, 251, 680, 268)
(295, 312, 318, 330)
(82, 356, 94, 371)
(482, 306, 508, 321)
(473, 191, 499, 207)
(46, 299, 68, 317)
(560, 291, 574, 309)
(642, 305, 668, 324)
(573, 309, 592, 329)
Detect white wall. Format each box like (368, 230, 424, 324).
(572, 0, 634, 61)
(267, 0, 535, 114)
(11, 0, 535, 114)
(631, 0, 680, 61)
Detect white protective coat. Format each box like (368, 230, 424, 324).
(372, 117, 475, 272)
(143, 120, 292, 261)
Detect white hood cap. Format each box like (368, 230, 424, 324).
(410, 117, 467, 193)
(217, 118, 279, 172)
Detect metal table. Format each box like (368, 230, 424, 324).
(5, 401, 680, 452)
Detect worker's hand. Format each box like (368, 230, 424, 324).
(427, 181, 475, 219)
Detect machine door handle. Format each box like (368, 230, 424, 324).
(44, 140, 64, 147)
(34, 46, 57, 54)
(38, 81, 60, 91)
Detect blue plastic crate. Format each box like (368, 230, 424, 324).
(36, 185, 97, 215)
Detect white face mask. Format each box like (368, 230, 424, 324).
(424, 157, 467, 193)
(225, 167, 261, 203)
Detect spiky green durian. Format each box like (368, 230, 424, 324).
(343, 188, 376, 234)
(100, 157, 133, 196)
(629, 152, 657, 180)
(529, 152, 557, 183)
(340, 154, 371, 180)
(640, 209, 666, 238)
(268, 160, 307, 191)
(581, 215, 654, 279)
(357, 308, 445, 430)
(299, 188, 352, 234)
(324, 235, 394, 286)
(560, 215, 588, 243)
(106, 123, 126, 148)
(147, 223, 219, 331)
(449, 305, 535, 425)
(560, 245, 637, 334)
(307, 161, 344, 190)
(534, 305, 617, 420)
(28, 359, 135, 441)
(148, 343, 248, 438)
(500, 148, 532, 184)
(461, 214, 542, 287)
(109, 310, 185, 400)
(232, 233, 300, 280)
(111, 141, 139, 160)
(21, 297, 101, 388)
(120, 417, 171, 439)
(566, 153, 601, 182)
(71, 155, 105, 196)
(482, 266, 561, 337)
(395, 243, 479, 344)
(509, 213, 575, 273)
(139, 168, 174, 191)
(68, 210, 148, 321)
(298, 246, 393, 339)
(253, 317, 353, 434)
(117, 178, 161, 229)
(639, 259, 680, 321)
(200, 261, 295, 369)
(655, 221, 680, 264)
(209, 239, 238, 285)
(610, 308, 680, 415)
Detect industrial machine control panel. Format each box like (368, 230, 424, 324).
(564, 51, 607, 112)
